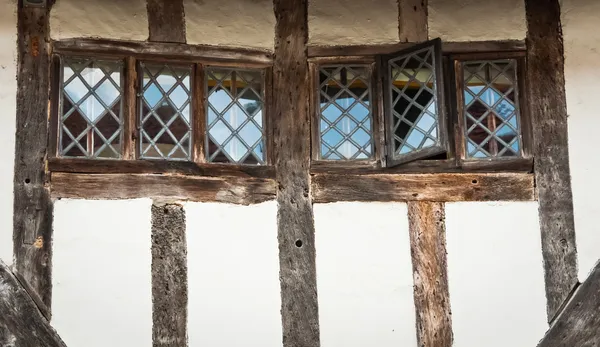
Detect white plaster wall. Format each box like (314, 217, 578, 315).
(314, 202, 417, 347)
(308, 0, 399, 45)
(186, 201, 283, 347)
(428, 0, 526, 41)
(184, 0, 275, 50)
(50, 0, 148, 41)
(562, 0, 600, 281)
(0, 0, 17, 266)
(446, 202, 547, 347)
(52, 199, 153, 347)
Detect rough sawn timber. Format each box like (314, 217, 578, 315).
(151, 203, 188, 347)
(525, 0, 579, 322)
(398, 0, 428, 42)
(408, 202, 453, 347)
(0, 259, 67, 347)
(146, 0, 186, 43)
(273, 0, 321, 346)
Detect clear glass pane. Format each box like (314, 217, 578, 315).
(319, 65, 373, 160)
(140, 63, 192, 161)
(60, 58, 123, 158)
(207, 68, 265, 165)
(462, 59, 522, 158)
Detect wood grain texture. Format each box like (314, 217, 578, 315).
(312, 172, 534, 203)
(525, 0, 579, 322)
(398, 0, 428, 42)
(151, 203, 187, 347)
(408, 202, 452, 347)
(538, 261, 600, 347)
(273, 0, 320, 346)
(123, 56, 137, 160)
(13, 3, 54, 310)
(147, 0, 186, 43)
(50, 173, 277, 205)
(0, 260, 67, 347)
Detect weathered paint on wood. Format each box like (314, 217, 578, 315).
(398, 0, 428, 42)
(147, 0, 186, 43)
(50, 173, 277, 205)
(273, 0, 321, 346)
(525, 0, 579, 322)
(408, 202, 453, 347)
(312, 172, 535, 203)
(151, 203, 187, 347)
(0, 260, 67, 347)
(13, 2, 54, 310)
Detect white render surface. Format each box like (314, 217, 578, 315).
(562, 0, 600, 281)
(186, 201, 283, 347)
(308, 0, 399, 45)
(184, 0, 275, 50)
(0, 0, 17, 266)
(50, 0, 148, 41)
(445, 202, 548, 347)
(314, 202, 417, 347)
(428, 0, 526, 41)
(52, 199, 153, 347)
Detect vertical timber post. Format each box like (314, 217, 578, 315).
(146, 0, 186, 43)
(272, 1, 321, 346)
(398, 0, 429, 42)
(525, 0, 579, 322)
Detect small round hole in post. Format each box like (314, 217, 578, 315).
(295, 240, 303, 248)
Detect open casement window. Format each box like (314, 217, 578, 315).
(383, 38, 448, 167)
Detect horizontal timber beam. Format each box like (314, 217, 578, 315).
(50, 173, 277, 205)
(312, 172, 534, 203)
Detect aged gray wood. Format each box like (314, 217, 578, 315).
(147, 0, 186, 43)
(273, 0, 321, 346)
(50, 173, 277, 205)
(538, 261, 600, 347)
(0, 259, 67, 347)
(398, 0, 428, 42)
(525, 0, 579, 322)
(312, 172, 535, 203)
(408, 202, 453, 347)
(13, 2, 54, 310)
(152, 203, 187, 347)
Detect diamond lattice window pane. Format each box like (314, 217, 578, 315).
(140, 63, 192, 161)
(206, 68, 266, 165)
(462, 59, 522, 159)
(60, 58, 123, 159)
(318, 65, 373, 160)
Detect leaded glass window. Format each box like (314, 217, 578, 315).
(140, 63, 192, 160)
(206, 68, 266, 165)
(318, 65, 373, 160)
(461, 59, 522, 159)
(385, 39, 447, 166)
(60, 58, 123, 158)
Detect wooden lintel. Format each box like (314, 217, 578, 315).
(50, 173, 277, 205)
(146, 0, 186, 44)
(398, 0, 428, 42)
(312, 172, 534, 203)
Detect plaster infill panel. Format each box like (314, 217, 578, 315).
(314, 202, 417, 347)
(184, 0, 275, 50)
(308, 0, 399, 46)
(428, 0, 526, 41)
(50, 0, 148, 41)
(445, 202, 547, 347)
(186, 201, 283, 347)
(0, 0, 17, 266)
(52, 199, 153, 347)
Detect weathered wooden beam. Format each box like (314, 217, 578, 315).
(146, 0, 186, 43)
(273, 0, 321, 346)
(537, 261, 600, 347)
(398, 0, 428, 42)
(312, 172, 534, 203)
(50, 173, 277, 205)
(0, 260, 67, 347)
(525, 0, 579, 322)
(408, 202, 453, 347)
(151, 203, 187, 347)
(13, 1, 53, 309)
